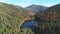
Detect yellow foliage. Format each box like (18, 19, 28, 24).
(20, 16, 31, 24)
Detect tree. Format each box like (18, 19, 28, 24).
(21, 28, 34, 34)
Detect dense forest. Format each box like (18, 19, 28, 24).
(34, 4, 60, 34)
(0, 3, 34, 34)
(0, 2, 60, 34)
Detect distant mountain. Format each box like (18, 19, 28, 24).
(26, 4, 47, 13)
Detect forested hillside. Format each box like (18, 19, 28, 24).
(26, 4, 47, 14)
(0, 2, 60, 34)
(34, 4, 60, 34)
(0, 3, 34, 34)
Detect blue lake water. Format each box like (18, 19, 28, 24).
(21, 20, 38, 30)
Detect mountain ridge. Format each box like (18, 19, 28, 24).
(26, 4, 47, 13)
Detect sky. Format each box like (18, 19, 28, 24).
(0, 0, 60, 7)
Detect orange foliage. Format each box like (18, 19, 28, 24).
(40, 10, 58, 21)
(20, 16, 31, 23)
(28, 10, 35, 16)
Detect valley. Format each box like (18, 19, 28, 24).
(0, 2, 60, 34)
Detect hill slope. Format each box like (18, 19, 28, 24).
(35, 4, 60, 22)
(0, 3, 31, 34)
(34, 4, 60, 34)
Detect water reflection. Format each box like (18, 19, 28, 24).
(21, 20, 37, 30)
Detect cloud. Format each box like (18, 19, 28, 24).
(0, 0, 5, 2)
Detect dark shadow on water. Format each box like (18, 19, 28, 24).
(20, 20, 44, 34)
(20, 20, 37, 29)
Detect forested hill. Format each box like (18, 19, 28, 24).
(0, 3, 34, 34)
(35, 4, 60, 22)
(26, 4, 47, 14)
(34, 4, 60, 34)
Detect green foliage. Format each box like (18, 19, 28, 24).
(21, 28, 34, 34)
(0, 28, 3, 34)
(34, 21, 57, 34)
(34, 4, 60, 34)
(0, 3, 30, 34)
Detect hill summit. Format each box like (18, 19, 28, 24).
(26, 4, 47, 13)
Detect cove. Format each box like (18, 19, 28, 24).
(20, 20, 38, 30)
